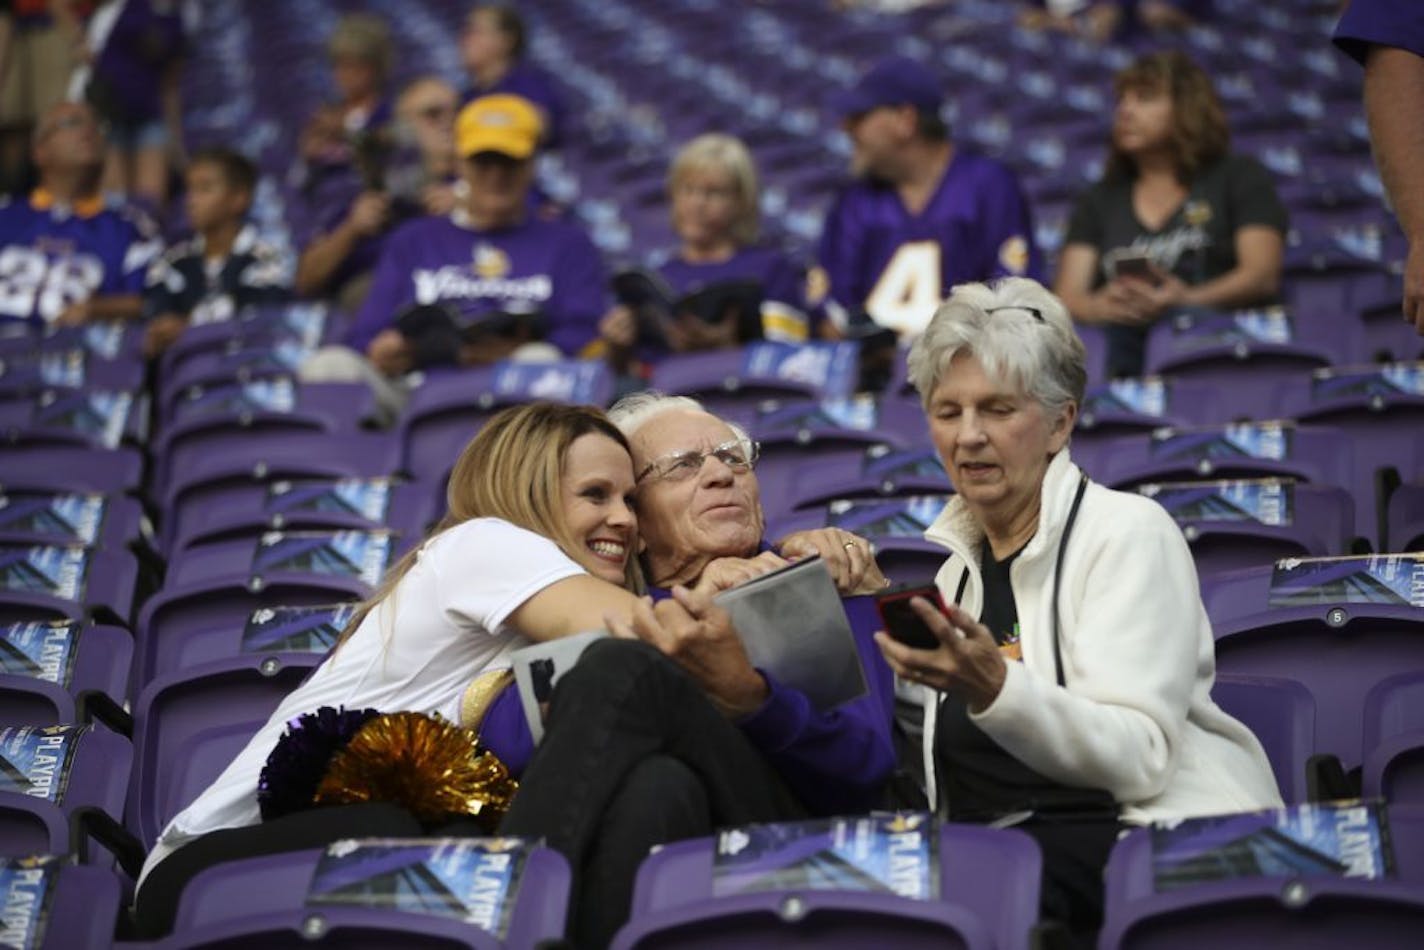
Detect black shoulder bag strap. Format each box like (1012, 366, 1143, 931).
(1051, 473, 1090, 689)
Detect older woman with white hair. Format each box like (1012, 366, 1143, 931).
(874, 276, 1281, 944)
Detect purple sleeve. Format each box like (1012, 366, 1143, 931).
(817, 188, 869, 311)
(1334, 0, 1424, 64)
(544, 227, 608, 357)
(763, 250, 809, 311)
(734, 595, 896, 815)
(343, 228, 413, 353)
(474, 681, 536, 777)
(977, 163, 1044, 283)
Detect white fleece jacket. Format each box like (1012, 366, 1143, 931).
(918, 449, 1282, 825)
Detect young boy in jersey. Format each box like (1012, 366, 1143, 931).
(142, 147, 291, 358)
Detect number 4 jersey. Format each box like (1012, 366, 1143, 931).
(0, 190, 161, 327)
(816, 150, 1042, 338)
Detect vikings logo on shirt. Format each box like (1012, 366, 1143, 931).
(472, 243, 511, 279)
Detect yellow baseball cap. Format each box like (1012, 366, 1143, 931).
(456, 94, 543, 160)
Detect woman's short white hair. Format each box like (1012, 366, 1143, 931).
(906, 277, 1087, 416)
(607, 390, 754, 457)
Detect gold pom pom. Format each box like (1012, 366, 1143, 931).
(314, 711, 518, 829)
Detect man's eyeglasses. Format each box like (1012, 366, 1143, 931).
(985, 305, 1045, 323)
(636, 438, 760, 484)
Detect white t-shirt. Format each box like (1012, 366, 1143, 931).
(138, 518, 585, 883)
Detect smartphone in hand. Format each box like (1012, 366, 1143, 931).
(875, 583, 948, 651)
(1109, 253, 1162, 287)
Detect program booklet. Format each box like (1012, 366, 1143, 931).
(713, 812, 937, 900)
(510, 557, 867, 742)
(305, 837, 535, 938)
(1150, 800, 1394, 891)
(0, 856, 60, 950)
(509, 631, 607, 744)
(710, 555, 867, 714)
(1268, 553, 1423, 609)
(240, 603, 357, 654)
(0, 492, 107, 545)
(0, 725, 86, 802)
(0, 622, 80, 686)
(1138, 478, 1294, 526)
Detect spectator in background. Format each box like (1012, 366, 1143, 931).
(1053, 51, 1286, 379)
(817, 56, 1041, 340)
(142, 147, 291, 358)
(0, 0, 85, 195)
(1017, 1, 1210, 42)
(77, 0, 189, 215)
(386, 75, 461, 219)
(300, 94, 608, 422)
(1334, 2, 1424, 335)
(0, 100, 160, 327)
(459, 3, 565, 147)
(291, 12, 394, 307)
(596, 134, 813, 377)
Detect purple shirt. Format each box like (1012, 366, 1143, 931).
(477, 590, 896, 816)
(655, 244, 813, 343)
(343, 212, 607, 357)
(463, 61, 567, 148)
(1334, 0, 1424, 64)
(0, 192, 161, 327)
(88, 0, 188, 125)
(817, 150, 1042, 337)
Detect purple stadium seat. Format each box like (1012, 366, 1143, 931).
(0, 387, 148, 451)
(0, 445, 144, 495)
(610, 821, 1042, 950)
(158, 431, 403, 555)
(0, 725, 131, 861)
(1099, 805, 1424, 950)
(784, 445, 952, 512)
(128, 654, 318, 851)
(153, 382, 378, 500)
(162, 842, 572, 949)
(170, 479, 437, 558)
(1202, 563, 1424, 771)
(0, 622, 133, 725)
(1362, 672, 1424, 804)
(1210, 674, 1316, 804)
(397, 361, 613, 484)
(0, 350, 144, 399)
(1386, 483, 1424, 552)
(649, 342, 862, 421)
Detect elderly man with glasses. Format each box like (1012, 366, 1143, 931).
(478, 392, 897, 948)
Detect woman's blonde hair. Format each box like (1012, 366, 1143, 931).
(668, 133, 761, 246)
(336, 402, 638, 646)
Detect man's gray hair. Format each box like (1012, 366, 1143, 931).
(906, 277, 1087, 417)
(607, 391, 754, 456)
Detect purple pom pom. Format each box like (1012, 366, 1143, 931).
(257, 706, 380, 821)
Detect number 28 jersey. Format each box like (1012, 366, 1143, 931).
(816, 150, 1042, 338)
(0, 190, 161, 327)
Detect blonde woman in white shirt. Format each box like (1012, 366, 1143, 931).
(134, 400, 648, 937)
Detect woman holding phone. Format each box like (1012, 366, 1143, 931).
(875, 277, 1280, 947)
(1053, 50, 1288, 378)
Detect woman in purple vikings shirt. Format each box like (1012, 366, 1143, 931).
(597, 133, 813, 377)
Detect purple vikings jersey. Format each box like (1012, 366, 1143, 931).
(0, 191, 161, 327)
(817, 151, 1042, 337)
(655, 245, 813, 342)
(344, 212, 608, 356)
(1334, 0, 1424, 62)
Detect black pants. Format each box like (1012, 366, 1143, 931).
(132, 801, 491, 939)
(500, 638, 808, 949)
(1016, 815, 1123, 950)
